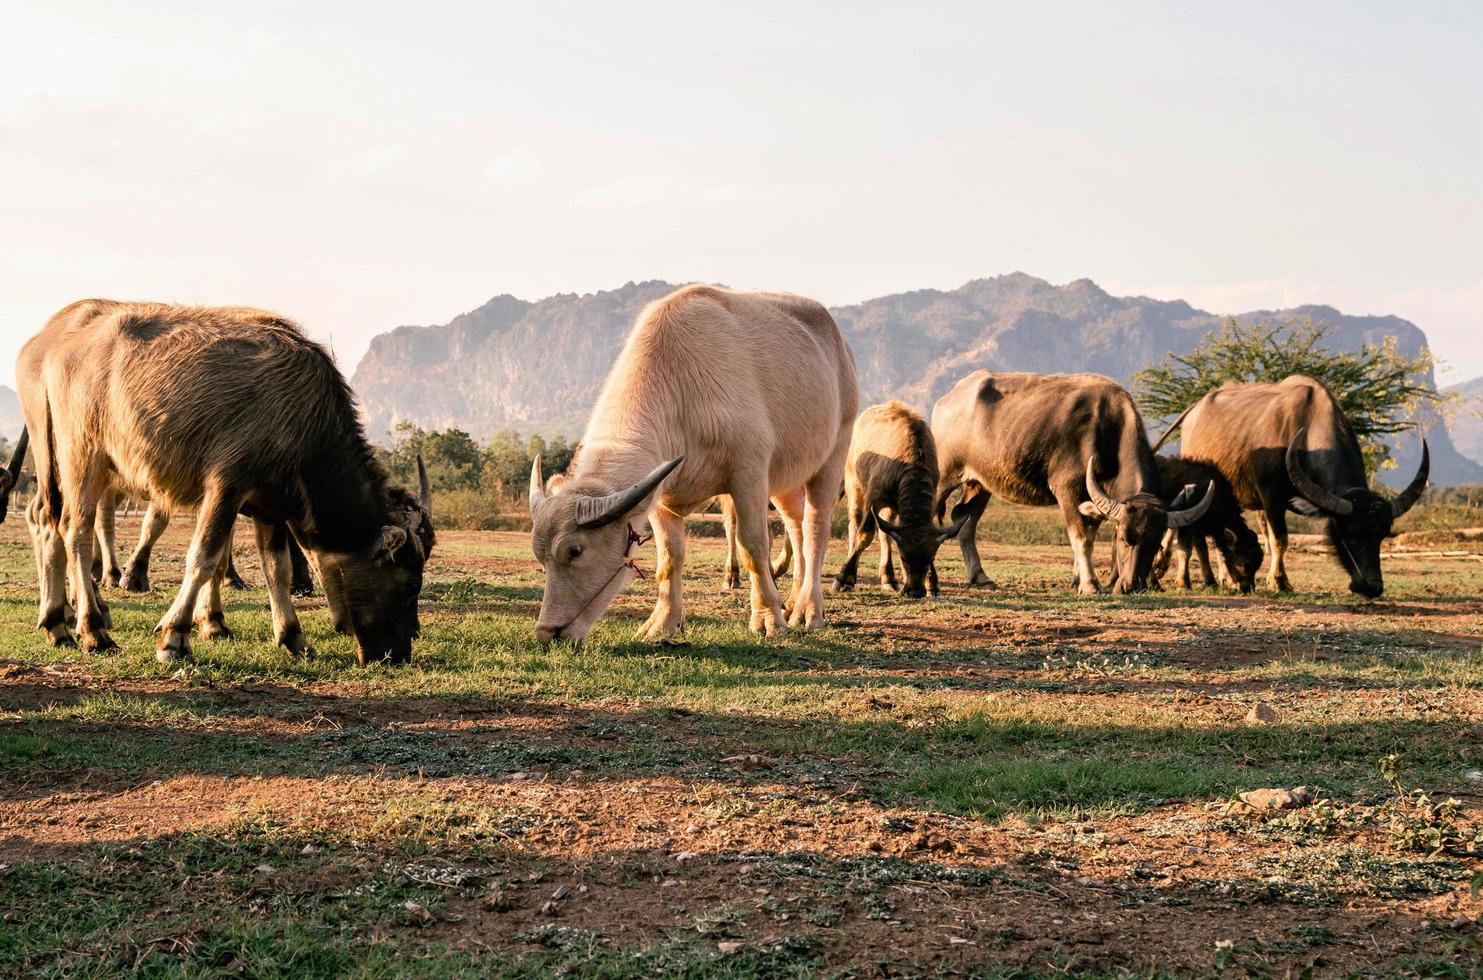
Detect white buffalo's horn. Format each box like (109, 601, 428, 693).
(1165, 480, 1217, 529)
(1285, 428, 1354, 516)
(416, 454, 433, 515)
(575, 456, 684, 529)
(1084, 457, 1127, 523)
(528, 456, 547, 514)
(1390, 436, 1430, 518)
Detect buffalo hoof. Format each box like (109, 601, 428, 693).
(966, 573, 997, 589)
(289, 583, 314, 598)
(277, 629, 314, 659)
(878, 581, 900, 593)
(831, 576, 855, 593)
(721, 566, 741, 590)
(156, 631, 194, 664)
(79, 629, 118, 654)
(749, 607, 786, 638)
(196, 616, 234, 641)
(122, 566, 150, 593)
(1076, 581, 1101, 596)
(42, 623, 76, 648)
(787, 596, 825, 630)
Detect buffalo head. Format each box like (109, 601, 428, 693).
(529, 455, 682, 646)
(1081, 458, 1214, 593)
(1286, 428, 1427, 598)
(873, 502, 974, 598)
(317, 456, 434, 664)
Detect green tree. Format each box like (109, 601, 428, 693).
(1134, 318, 1441, 471)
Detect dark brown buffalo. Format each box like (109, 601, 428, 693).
(1150, 455, 1264, 592)
(932, 372, 1212, 594)
(18, 300, 434, 664)
(1167, 375, 1427, 597)
(833, 401, 970, 598)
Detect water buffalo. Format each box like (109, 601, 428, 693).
(833, 401, 971, 598)
(932, 372, 1212, 593)
(17, 300, 433, 663)
(529, 285, 857, 645)
(1149, 455, 1264, 592)
(1163, 375, 1427, 597)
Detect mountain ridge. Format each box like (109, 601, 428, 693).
(349, 273, 1481, 487)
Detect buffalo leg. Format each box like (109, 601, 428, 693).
(122, 501, 170, 593)
(1061, 496, 1101, 595)
(772, 488, 806, 618)
(952, 485, 995, 588)
(1192, 535, 1219, 588)
(57, 453, 115, 652)
(733, 478, 787, 637)
(720, 497, 742, 590)
(93, 488, 122, 587)
(27, 493, 74, 647)
(155, 487, 240, 663)
(224, 548, 249, 589)
(771, 527, 793, 580)
(637, 505, 688, 642)
(927, 560, 940, 596)
(255, 518, 312, 657)
(1262, 506, 1293, 592)
(790, 437, 849, 631)
(192, 547, 233, 640)
(876, 507, 900, 591)
(287, 534, 314, 596)
(832, 480, 874, 592)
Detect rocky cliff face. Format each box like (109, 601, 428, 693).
(351, 274, 1483, 487)
(1444, 376, 1483, 472)
(0, 387, 22, 442)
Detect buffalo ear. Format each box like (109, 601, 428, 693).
(376, 525, 408, 562)
(1287, 497, 1323, 517)
(1076, 501, 1101, 518)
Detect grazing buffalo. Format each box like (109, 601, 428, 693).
(833, 401, 970, 598)
(1164, 375, 1427, 597)
(529, 285, 857, 644)
(1150, 455, 1264, 592)
(932, 372, 1212, 594)
(17, 300, 433, 664)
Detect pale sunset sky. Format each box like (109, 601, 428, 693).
(2, 1, 1480, 387)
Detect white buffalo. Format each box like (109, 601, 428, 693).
(528, 285, 858, 645)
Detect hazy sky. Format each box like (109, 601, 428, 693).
(3, 1, 1481, 390)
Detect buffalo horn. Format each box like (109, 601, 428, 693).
(1390, 435, 1430, 518)
(416, 454, 433, 515)
(1165, 480, 1217, 529)
(1285, 428, 1354, 516)
(1084, 457, 1127, 523)
(575, 456, 684, 529)
(528, 456, 547, 514)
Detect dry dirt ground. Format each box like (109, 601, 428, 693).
(1, 513, 1480, 977)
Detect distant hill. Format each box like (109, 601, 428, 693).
(0, 386, 22, 441)
(1444, 376, 1483, 473)
(351, 274, 1481, 487)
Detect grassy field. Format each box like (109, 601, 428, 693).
(1, 510, 1481, 977)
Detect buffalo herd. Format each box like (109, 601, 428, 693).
(0, 286, 1429, 663)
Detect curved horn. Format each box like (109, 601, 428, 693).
(416, 454, 432, 515)
(1390, 436, 1429, 518)
(528, 455, 547, 514)
(874, 511, 903, 539)
(1285, 428, 1353, 516)
(1084, 457, 1126, 522)
(936, 499, 975, 542)
(575, 456, 684, 529)
(1166, 480, 1217, 529)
